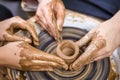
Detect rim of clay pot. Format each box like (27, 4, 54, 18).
(56, 40, 80, 63)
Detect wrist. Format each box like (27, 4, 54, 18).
(109, 10, 120, 28)
(0, 42, 22, 67)
(108, 10, 120, 46)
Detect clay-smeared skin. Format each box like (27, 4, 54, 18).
(19, 42, 68, 71)
(0, 16, 39, 45)
(0, 41, 68, 71)
(70, 32, 106, 71)
(56, 32, 106, 71)
(36, 0, 65, 42)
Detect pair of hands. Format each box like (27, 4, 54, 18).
(36, 0, 119, 71)
(36, 0, 65, 42)
(0, 16, 67, 71)
(37, 0, 120, 71)
(1, 0, 120, 72)
(0, 0, 67, 71)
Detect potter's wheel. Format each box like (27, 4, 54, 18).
(10, 27, 110, 80)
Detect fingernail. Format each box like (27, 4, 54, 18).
(24, 37, 32, 43)
(69, 64, 74, 71)
(58, 25, 62, 31)
(33, 40, 39, 46)
(55, 37, 61, 43)
(63, 64, 68, 70)
(70, 64, 78, 71)
(55, 36, 58, 41)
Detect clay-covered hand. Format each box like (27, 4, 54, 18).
(36, 0, 65, 42)
(0, 16, 39, 45)
(0, 41, 68, 71)
(70, 11, 120, 71)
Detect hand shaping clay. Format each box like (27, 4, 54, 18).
(56, 40, 81, 66)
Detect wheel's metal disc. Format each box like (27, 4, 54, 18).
(11, 27, 110, 80)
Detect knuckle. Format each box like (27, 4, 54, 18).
(3, 34, 10, 41)
(21, 62, 30, 68)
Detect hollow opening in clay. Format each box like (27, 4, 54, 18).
(60, 42, 75, 56)
(56, 40, 80, 65)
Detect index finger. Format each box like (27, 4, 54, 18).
(43, 6, 58, 40)
(12, 22, 39, 45)
(27, 17, 39, 45)
(71, 37, 106, 71)
(54, 2, 65, 42)
(54, 1, 65, 31)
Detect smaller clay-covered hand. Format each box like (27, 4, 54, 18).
(36, 0, 65, 42)
(0, 16, 39, 45)
(0, 41, 68, 71)
(70, 11, 120, 71)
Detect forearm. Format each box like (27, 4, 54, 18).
(109, 10, 120, 27)
(110, 10, 120, 45)
(104, 10, 120, 37)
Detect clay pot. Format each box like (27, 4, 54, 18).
(56, 40, 80, 65)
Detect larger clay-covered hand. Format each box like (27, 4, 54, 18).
(0, 41, 68, 71)
(70, 11, 120, 71)
(36, 0, 65, 42)
(0, 16, 39, 45)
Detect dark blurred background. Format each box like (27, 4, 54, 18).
(0, 0, 28, 19)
